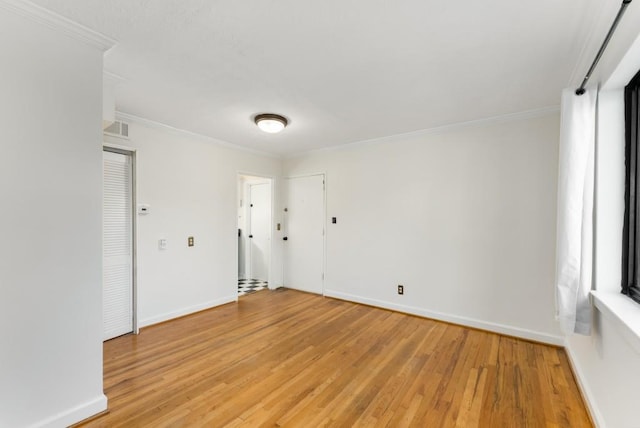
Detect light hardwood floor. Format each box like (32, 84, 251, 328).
(78, 289, 592, 427)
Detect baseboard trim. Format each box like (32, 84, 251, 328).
(139, 295, 237, 328)
(31, 394, 107, 428)
(563, 340, 605, 428)
(324, 289, 564, 346)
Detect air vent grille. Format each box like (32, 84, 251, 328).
(104, 120, 130, 139)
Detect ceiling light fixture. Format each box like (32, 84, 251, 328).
(255, 113, 288, 134)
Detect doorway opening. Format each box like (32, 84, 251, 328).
(237, 174, 273, 296)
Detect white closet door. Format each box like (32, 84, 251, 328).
(103, 151, 133, 340)
(283, 175, 324, 294)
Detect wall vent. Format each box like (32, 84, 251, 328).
(104, 120, 130, 139)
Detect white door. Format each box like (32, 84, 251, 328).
(283, 175, 324, 294)
(103, 150, 133, 340)
(249, 183, 270, 281)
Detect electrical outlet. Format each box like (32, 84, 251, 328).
(188, 236, 194, 247)
(398, 285, 404, 295)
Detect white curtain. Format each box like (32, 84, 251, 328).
(555, 87, 596, 336)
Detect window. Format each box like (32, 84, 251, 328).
(622, 68, 640, 304)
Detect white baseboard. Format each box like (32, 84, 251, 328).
(324, 289, 565, 346)
(31, 394, 107, 428)
(563, 340, 605, 427)
(139, 295, 237, 328)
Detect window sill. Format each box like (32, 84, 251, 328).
(591, 290, 640, 354)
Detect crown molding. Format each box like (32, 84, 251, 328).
(115, 111, 281, 160)
(0, 0, 116, 51)
(119, 105, 558, 161)
(285, 105, 561, 159)
(103, 70, 125, 85)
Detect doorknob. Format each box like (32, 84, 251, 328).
(283, 236, 288, 241)
(248, 234, 253, 238)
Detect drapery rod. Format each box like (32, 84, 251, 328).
(576, 0, 633, 95)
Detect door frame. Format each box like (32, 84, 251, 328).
(103, 143, 138, 335)
(237, 172, 275, 290)
(282, 172, 327, 295)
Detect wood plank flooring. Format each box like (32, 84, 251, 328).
(78, 289, 592, 427)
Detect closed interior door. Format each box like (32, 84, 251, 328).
(103, 150, 133, 340)
(249, 182, 270, 281)
(284, 175, 324, 294)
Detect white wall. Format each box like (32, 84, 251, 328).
(105, 119, 282, 327)
(285, 112, 562, 343)
(0, 5, 110, 428)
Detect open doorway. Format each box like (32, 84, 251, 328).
(238, 174, 272, 296)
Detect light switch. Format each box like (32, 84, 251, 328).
(159, 239, 167, 250)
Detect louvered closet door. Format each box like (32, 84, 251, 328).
(103, 150, 133, 340)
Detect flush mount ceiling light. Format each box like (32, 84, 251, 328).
(255, 113, 288, 134)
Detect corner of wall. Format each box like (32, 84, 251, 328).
(563, 338, 605, 428)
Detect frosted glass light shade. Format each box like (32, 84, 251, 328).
(255, 114, 288, 133)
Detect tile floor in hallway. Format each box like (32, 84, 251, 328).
(238, 278, 268, 296)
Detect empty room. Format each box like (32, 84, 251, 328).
(2, 0, 640, 427)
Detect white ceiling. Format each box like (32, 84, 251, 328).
(31, 0, 613, 156)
